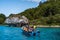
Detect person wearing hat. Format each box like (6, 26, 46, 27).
(33, 25, 36, 29)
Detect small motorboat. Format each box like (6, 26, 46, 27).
(22, 30, 40, 36)
(21, 25, 40, 36)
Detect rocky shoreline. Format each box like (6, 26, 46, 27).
(29, 25, 60, 27)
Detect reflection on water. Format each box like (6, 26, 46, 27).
(0, 26, 60, 40)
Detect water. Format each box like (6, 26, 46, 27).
(0, 26, 60, 40)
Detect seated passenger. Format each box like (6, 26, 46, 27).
(23, 27, 28, 32)
(29, 26, 34, 32)
(33, 25, 36, 29)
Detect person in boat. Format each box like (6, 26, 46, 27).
(33, 25, 36, 29)
(24, 27, 28, 32)
(23, 25, 29, 32)
(28, 26, 34, 32)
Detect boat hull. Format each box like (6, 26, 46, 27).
(22, 30, 40, 36)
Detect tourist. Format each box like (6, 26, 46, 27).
(23, 27, 28, 32)
(29, 26, 34, 32)
(33, 25, 36, 29)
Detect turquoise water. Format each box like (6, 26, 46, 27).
(0, 26, 60, 40)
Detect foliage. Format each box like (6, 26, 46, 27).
(0, 14, 6, 24)
(10, 0, 60, 25)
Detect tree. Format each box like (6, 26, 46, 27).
(0, 14, 6, 24)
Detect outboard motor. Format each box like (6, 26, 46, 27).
(33, 32, 36, 36)
(36, 30, 40, 36)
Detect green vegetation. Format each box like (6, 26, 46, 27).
(0, 0, 60, 25)
(18, 0, 60, 25)
(0, 14, 6, 24)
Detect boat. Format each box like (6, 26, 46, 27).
(21, 25, 40, 36)
(22, 29, 40, 36)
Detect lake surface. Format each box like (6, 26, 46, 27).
(0, 26, 60, 40)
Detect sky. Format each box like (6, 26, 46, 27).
(0, 0, 46, 17)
